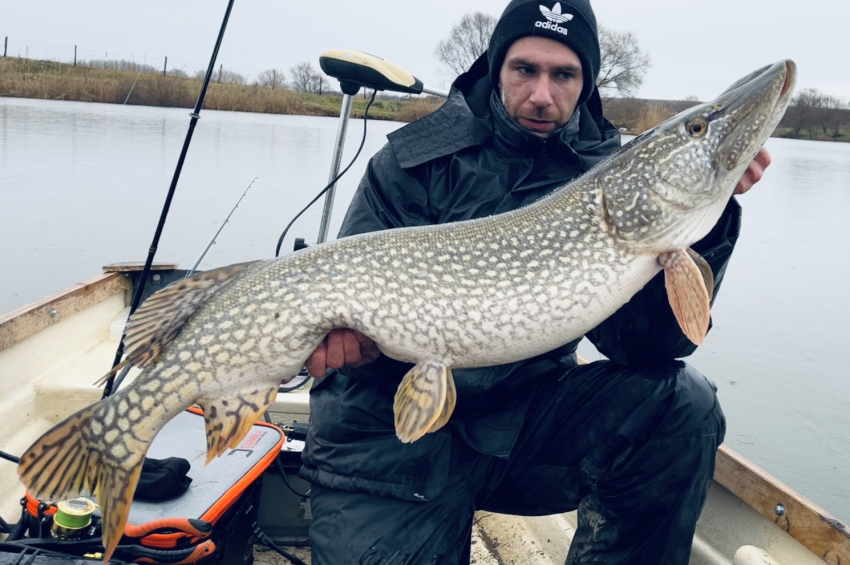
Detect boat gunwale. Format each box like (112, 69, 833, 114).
(715, 445, 850, 564)
(0, 271, 131, 353)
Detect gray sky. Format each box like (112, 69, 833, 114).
(3, 0, 848, 101)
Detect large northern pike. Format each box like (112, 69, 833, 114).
(19, 60, 795, 561)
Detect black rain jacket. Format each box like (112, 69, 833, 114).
(300, 54, 742, 501)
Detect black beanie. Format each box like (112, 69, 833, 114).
(488, 0, 600, 105)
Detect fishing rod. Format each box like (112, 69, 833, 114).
(106, 178, 256, 395)
(103, 0, 236, 398)
(186, 177, 257, 277)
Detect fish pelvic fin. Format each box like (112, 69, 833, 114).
(17, 402, 146, 563)
(394, 362, 453, 443)
(198, 385, 279, 464)
(427, 365, 457, 434)
(659, 249, 712, 345)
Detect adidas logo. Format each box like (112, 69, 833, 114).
(536, 2, 573, 35)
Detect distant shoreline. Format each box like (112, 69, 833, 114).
(1, 57, 847, 143)
(0, 57, 440, 123)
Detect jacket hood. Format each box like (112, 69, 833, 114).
(388, 52, 620, 171)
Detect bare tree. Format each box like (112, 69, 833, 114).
(788, 88, 822, 139)
(193, 68, 246, 84)
(256, 69, 287, 90)
(219, 69, 246, 85)
(596, 26, 650, 99)
(435, 12, 497, 78)
(289, 62, 327, 93)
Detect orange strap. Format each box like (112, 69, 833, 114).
(124, 517, 212, 539)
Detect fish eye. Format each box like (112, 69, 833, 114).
(687, 118, 708, 137)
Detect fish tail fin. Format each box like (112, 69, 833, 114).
(18, 403, 146, 563)
(198, 385, 280, 464)
(394, 362, 453, 443)
(18, 405, 100, 503)
(94, 460, 144, 563)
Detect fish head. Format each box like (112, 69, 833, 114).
(600, 59, 796, 252)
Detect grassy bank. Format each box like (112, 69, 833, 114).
(0, 57, 443, 122)
(3, 57, 847, 142)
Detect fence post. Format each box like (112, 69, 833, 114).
(218, 63, 222, 82)
(163, 56, 167, 76)
(272, 69, 275, 90)
(3, 37, 6, 57)
(74, 45, 77, 66)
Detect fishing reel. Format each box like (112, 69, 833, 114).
(6, 492, 218, 563)
(20, 494, 99, 542)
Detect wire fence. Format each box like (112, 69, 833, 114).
(0, 35, 286, 86)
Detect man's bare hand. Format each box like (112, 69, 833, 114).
(305, 329, 381, 378)
(734, 148, 771, 195)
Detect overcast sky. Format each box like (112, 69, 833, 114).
(3, 0, 848, 101)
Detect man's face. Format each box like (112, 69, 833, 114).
(499, 36, 584, 138)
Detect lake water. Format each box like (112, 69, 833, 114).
(1, 97, 849, 524)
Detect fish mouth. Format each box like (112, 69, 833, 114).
(712, 59, 796, 174)
(771, 60, 797, 122)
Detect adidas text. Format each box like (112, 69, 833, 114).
(535, 20, 569, 35)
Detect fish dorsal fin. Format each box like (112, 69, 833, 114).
(95, 262, 258, 385)
(659, 249, 711, 345)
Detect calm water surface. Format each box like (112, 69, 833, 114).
(1, 98, 849, 523)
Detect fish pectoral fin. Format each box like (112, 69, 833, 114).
(394, 362, 452, 444)
(198, 385, 279, 464)
(660, 249, 711, 345)
(118, 262, 259, 373)
(18, 402, 146, 563)
(686, 248, 715, 298)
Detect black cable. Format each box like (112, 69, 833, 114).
(278, 372, 311, 393)
(109, 365, 132, 394)
(252, 523, 309, 565)
(0, 450, 20, 464)
(11, 546, 40, 565)
(103, 0, 237, 399)
(262, 413, 310, 499)
(275, 89, 378, 257)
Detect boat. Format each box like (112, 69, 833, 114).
(0, 264, 848, 564)
(1, 15, 847, 561)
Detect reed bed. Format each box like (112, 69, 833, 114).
(634, 103, 675, 133)
(0, 58, 443, 122)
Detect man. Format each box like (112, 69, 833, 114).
(299, 0, 771, 563)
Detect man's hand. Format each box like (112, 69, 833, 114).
(305, 329, 381, 378)
(734, 148, 771, 195)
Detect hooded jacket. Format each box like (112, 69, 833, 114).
(300, 55, 741, 501)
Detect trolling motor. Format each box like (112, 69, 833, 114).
(307, 50, 449, 245)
